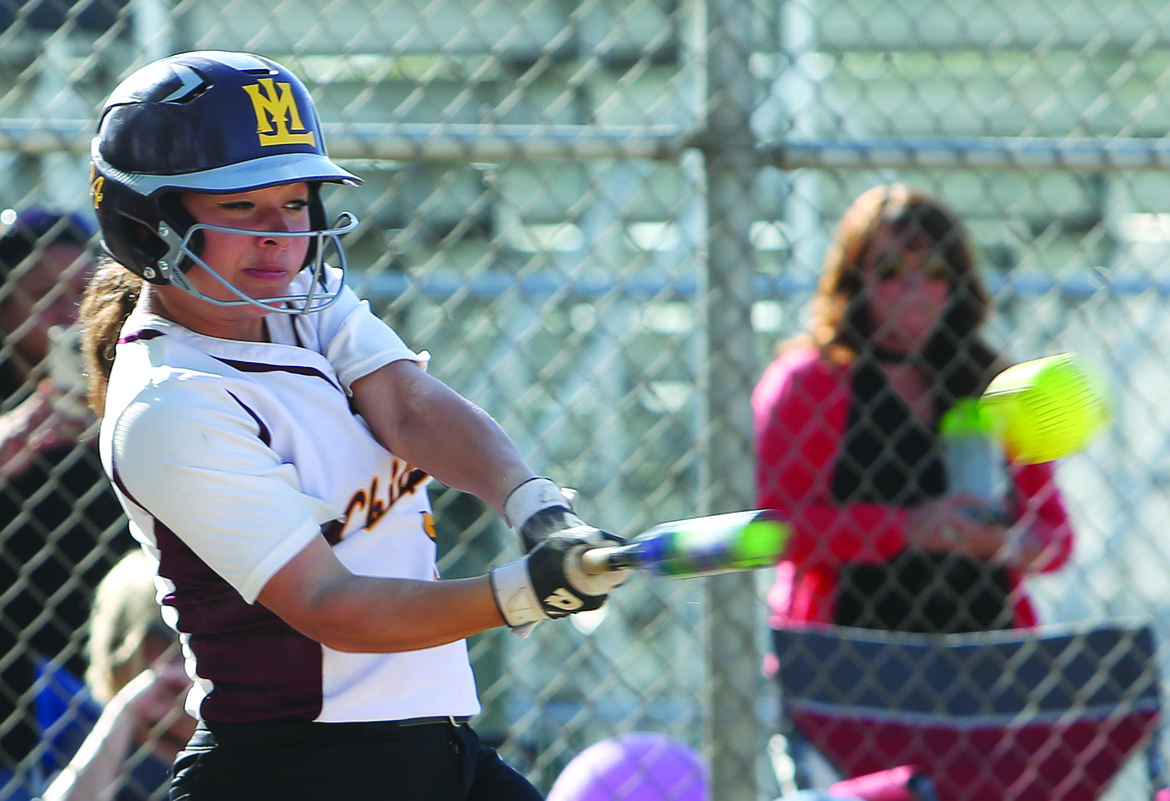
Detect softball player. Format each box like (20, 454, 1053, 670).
(78, 51, 624, 801)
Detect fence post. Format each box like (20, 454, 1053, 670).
(698, 0, 764, 797)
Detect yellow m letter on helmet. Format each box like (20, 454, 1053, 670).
(243, 77, 318, 147)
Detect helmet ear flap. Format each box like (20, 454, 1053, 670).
(304, 182, 326, 270)
(93, 175, 170, 284)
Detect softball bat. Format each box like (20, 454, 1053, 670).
(580, 509, 791, 577)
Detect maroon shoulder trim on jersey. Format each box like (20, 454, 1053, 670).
(212, 357, 343, 393)
(118, 328, 166, 345)
(225, 390, 271, 447)
(109, 462, 144, 510)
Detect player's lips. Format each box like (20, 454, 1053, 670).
(241, 266, 291, 280)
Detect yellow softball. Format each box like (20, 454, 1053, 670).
(980, 353, 1109, 464)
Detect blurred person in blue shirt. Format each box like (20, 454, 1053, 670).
(0, 207, 132, 798)
(42, 549, 194, 801)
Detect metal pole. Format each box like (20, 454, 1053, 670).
(699, 0, 762, 797)
(12, 119, 1170, 173)
(133, 0, 175, 63)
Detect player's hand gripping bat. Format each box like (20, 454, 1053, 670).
(579, 510, 791, 577)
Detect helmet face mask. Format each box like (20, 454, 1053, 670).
(90, 51, 362, 315)
(155, 211, 359, 314)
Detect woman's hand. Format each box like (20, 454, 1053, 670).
(0, 380, 93, 478)
(117, 658, 195, 759)
(41, 659, 193, 801)
(904, 494, 1010, 561)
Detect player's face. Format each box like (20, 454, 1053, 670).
(157, 184, 312, 338)
(860, 223, 951, 354)
(182, 182, 312, 302)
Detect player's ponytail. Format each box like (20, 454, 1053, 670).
(79, 259, 142, 417)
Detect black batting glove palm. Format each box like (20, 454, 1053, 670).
(526, 535, 608, 618)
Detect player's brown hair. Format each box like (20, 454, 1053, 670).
(79, 259, 142, 417)
(801, 183, 1005, 401)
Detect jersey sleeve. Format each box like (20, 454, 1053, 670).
(301, 271, 427, 390)
(108, 377, 338, 604)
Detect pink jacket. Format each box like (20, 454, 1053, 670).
(752, 344, 1074, 630)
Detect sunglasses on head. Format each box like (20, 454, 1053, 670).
(868, 251, 951, 283)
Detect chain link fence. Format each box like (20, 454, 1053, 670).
(3, 1, 1170, 799)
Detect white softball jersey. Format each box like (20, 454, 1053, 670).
(99, 270, 481, 724)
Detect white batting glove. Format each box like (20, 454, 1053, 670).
(490, 534, 615, 632)
(504, 477, 622, 552)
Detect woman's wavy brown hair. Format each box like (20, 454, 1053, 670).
(806, 183, 1004, 401)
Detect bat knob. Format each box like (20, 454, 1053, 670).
(579, 545, 633, 574)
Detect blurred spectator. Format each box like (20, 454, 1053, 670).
(42, 549, 194, 801)
(0, 207, 132, 795)
(752, 184, 1074, 637)
(753, 184, 1077, 792)
(0, 207, 94, 474)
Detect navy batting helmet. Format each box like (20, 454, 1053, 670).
(90, 51, 361, 313)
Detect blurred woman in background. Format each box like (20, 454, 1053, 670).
(753, 183, 1074, 638)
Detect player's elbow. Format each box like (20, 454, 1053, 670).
(255, 536, 391, 651)
(260, 575, 446, 653)
(283, 606, 359, 651)
(257, 569, 366, 650)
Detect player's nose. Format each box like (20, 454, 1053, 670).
(254, 210, 303, 247)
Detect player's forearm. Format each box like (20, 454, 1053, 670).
(265, 571, 506, 653)
(398, 394, 532, 514)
